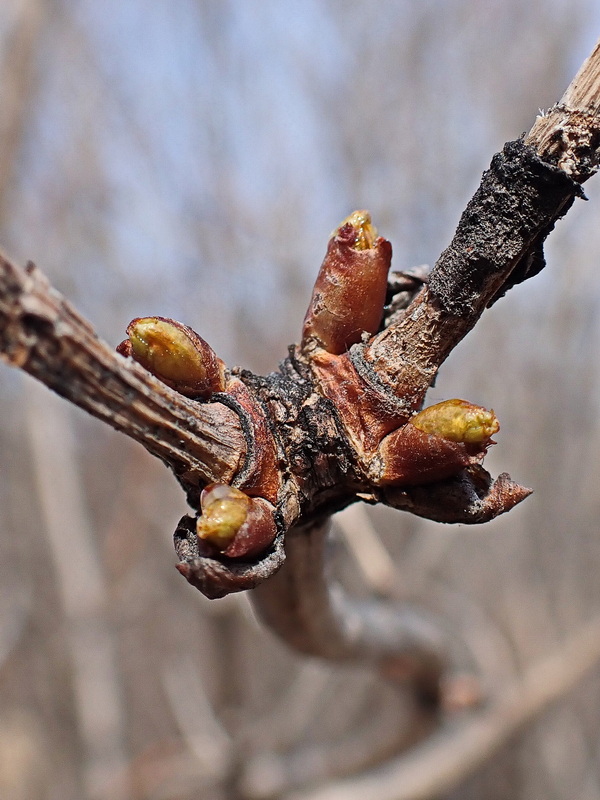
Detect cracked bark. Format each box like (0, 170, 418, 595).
(1, 37, 600, 731)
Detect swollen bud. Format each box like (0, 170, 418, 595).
(410, 399, 499, 445)
(197, 484, 250, 549)
(196, 484, 278, 559)
(301, 210, 392, 355)
(374, 399, 499, 486)
(118, 316, 225, 398)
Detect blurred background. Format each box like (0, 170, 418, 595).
(1, 1, 600, 798)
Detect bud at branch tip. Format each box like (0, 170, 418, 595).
(302, 209, 392, 354)
(335, 210, 377, 250)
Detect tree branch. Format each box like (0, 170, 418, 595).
(0, 257, 246, 489)
(251, 520, 453, 701)
(2, 37, 600, 729)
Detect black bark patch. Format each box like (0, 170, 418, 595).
(429, 138, 585, 315)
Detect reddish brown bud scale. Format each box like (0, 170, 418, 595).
(302, 211, 392, 355)
(220, 496, 278, 559)
(224, 377, 282, 504)
(116, 338, 133, 358)
(308, 349, 408, 454)
(375, 424, 479, 486)
(119, 316, 226, 399)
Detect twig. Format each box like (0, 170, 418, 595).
(251, 520, 454, 700)
(0, 257, 245, 491)
(254, 39, 600, 796)
(526, 37, 600, 174)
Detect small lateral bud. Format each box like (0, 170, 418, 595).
(301, 210, 392, 355)
(197, 484, 278, 559)
(411, 399, 499, 445)
(120, 316, 225, 398)
(374, 400, 499, 486)
(197, 484, 250, 549)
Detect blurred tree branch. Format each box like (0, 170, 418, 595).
(0, 0, 45, 221)
(274, 610, 600, 800)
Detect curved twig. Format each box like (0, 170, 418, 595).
(251, 519, 462, 703)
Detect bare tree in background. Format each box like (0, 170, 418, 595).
(1, 3, 600, 800)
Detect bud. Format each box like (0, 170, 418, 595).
(119, 316, 225, 398)
(374, 399, 499, 486)
(196, 484, 278, 559)
(301, 210, 392, 355)
(340, 210, 378, 251)
(410, 399, 499, 445)
(197, 484, 251, 549)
